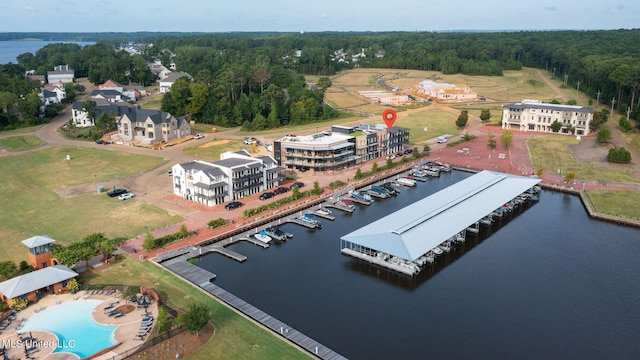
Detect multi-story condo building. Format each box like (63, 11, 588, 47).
(172, 150, 280, 206)
(502, 99, 594, 136)
(273, 124, 409, 171)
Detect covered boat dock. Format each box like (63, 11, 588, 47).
(340, 170, 541, 276)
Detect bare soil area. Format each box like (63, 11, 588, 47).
(127, 324, 214, 360)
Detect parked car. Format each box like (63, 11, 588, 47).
(194, 133, 204, 139)
(168, 170, 173, 176)
(224, 201, 243, 210)
(404, 148, 413, 154)
(290, 182, 304, 190)
(107, 188, 127, 197)
(259, 192, 275, 200)
(118, 192, 135, 201)
(95, 139, 106, 145)
(396, 152, 403, 157)
(244, 138, 257, 145)
(274, 187, 289, 195)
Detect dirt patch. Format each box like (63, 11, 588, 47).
(199, 139, 230, 148)
(129, 323, 214, 360)
(568, 136, 612, 164)
(116, 304, 136, 314)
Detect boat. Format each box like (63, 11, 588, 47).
(431, 247, 443, 255)
(371, 185, 396, 196)
(435, 161, 451, 172)
(396, 177, 416, 187)
(264, 226, 290, 241)
(253, 231, 272, 244)
(349, 190, 373, 202)
(298, 214, 322, 229)
(316, 207, 333, 216)
(366, 187, 388, 198)
(339, 199, 355, 209)
(381, 182, 400, 195)
(420, 167, 440, 177)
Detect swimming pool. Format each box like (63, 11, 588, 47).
(20, 299, 117, 358)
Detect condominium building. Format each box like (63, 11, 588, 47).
(502, 100, 593, 136)
(172, 150, 280, 206)
(273, 124, 409, 171)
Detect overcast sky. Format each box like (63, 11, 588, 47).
(1, 0, 638, 33)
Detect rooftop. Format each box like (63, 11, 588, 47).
(0, 265, 77, 299)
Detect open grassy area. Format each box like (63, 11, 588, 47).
(527, 136, 640, 183)
(190, 123, 231, 134)
(84, 257, 308, 359)
(183, 138, 254, 160)
(585, 189, 640, 221)
(0, 135, 46, 151)
(140, 93, 164, 109)
(0, 125, 44, 137)
(0, 146, 179, 263)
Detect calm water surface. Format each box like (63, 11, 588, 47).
(198, 171, 640, 359)
(0, 41, 94, 64)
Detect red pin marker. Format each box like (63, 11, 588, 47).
(382, 109, 397, 129)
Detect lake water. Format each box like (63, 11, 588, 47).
(197, 171, 640, 359)
(0, 40, 95, 64)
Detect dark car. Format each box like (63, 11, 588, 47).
(224, 201, 243, 210)
(95, 139, 105, 145)
(107, 188, 127, 197)
(274, 187, 290, 195)
(290, 182, 305, 190)
(404, 148, 413, 154)
(259, 192, 275, 200)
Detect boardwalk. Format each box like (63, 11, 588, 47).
(158, 258, 347, 360)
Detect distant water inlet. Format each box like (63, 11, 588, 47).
(20, 299, 116, 358)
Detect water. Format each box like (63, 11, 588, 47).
(197, 171, 640, 359)
(20, 299, 116, 358)
(0, 41, 95, 64)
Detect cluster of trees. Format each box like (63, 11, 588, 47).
(456, 110, 469, 129)
(52, 233, 116, 267)
(0, 259, 35, 281)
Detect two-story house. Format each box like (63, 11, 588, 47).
(502, 99, 594, 136)
(118, 108, 191, 146)
(47, 64, 74, 84)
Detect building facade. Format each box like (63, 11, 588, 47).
(47, 64, 75, 84)
(273, 124, 409, 171)
(502, 100, 594, 136)
(172, 150, 280, 206)
(418, 80, 477, 101)
(118, 108, 191, 146)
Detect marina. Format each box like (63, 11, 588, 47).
(165, 169, 640, 360)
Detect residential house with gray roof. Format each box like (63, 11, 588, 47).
(118, 108, 191, 146)
(71, 99, 136, 127)
(47, 64, 74, 84)
(502, 99, 594, 136)
(172, 150, 280, 206)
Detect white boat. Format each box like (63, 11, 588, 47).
(298, 214, 322, 229)
(396, 177, 416, 187)
(253, 231, 272, 244)
(431, 247, 443, 255)
(349, 190, 373, 201)
(316, 207, 333, 215)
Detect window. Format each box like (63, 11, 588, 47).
(147, 123, 153, 128)
(148, 132, 154, 138)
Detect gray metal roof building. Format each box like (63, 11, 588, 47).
(341, 170, 541, 261)
(0, 265, 77, 299)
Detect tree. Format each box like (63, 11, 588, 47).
(550, 120, 563, 132)
(66, 278, 79, 293)
(354, 168, 363, 179)
(184, 303, 211, 335)
(317, 76, 332, 93)
(81, 100, 97, 122)
(501, 130, 513, 149)
(312, 181, 322, 195)
(386, 157, 393, 168)
(0, 261, 17, 280)
(371, 162, 379, 173)
(480, 109, 492, 123)
(143, 232, 155, 250)
(252, 67, 270, 93)
(155, 306, 173, 334)
(95, 112, 117, 134)
(619, 117, 633, 132)
(564, 172, 576, 182)
(99, 240, 115, 262)
(455, 110, 469, 129)
(597, 127, 612, 142)
(19, 260, 34, 274)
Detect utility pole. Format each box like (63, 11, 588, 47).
(596, 90, 601, 107)
(576, 81, 580, 97)
(611, 98, 616, 114)
(627, 107, 631, 121)
(564, 74, 569, 86)
(553, 67, 556, 77)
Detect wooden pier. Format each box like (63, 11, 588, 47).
(325, 202, 355, 213)
(348, 196, 372, 205)
(286, 218, 321, 229)
(314, 211, 336, 221)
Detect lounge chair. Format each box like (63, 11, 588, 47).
(107, 310, 119, 317)
(103, 304, 114, 311)
(114, 312, 125, 318)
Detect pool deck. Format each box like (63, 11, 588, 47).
(0, 290, 158, 360)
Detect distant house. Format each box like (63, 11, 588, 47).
(172, 150, 280, 206)
(502, 99, 594, 136)
(118, 108, 191, 146)
(91, 89, 132, 103)
(149, 61, 171, 80)
(38, 84, 66, 114)
(418, 80, 477, 102)
(27, 74, 46, 84)
(47, 64, 74, 84)
(99, 79, 147, 100)
(159, 71, 193, 93)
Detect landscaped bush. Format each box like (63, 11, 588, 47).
(607, 147, 631, 164)
(207, 218, 228, 229)
(243, 189, 319, 217)
(446, 134, 477, 147)
(10, 298, 28, 311)
(328, 180, 346, 189)
(142, 226, 193, 250)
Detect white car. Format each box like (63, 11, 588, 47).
(244, 138, 257, 145)
(194, 134, 204, 139)
(118, 193, 135, 201)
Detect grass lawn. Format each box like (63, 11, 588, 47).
(0, 146, 179, 263)
(0, 125, 44, 137)
(190, 123, 230, 134)
(394, 108, 460, 144)
(527, 136, 640, 183)
(140, 93, 164, 109)
(183, 139, 252, 160)
(585, 190, 640, 220)
(0, 135, 46, 151)
(84, 257, 308, 359)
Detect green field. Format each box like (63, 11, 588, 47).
(585, 190, 640, 221)
(0, 146, 179, 263)
(85, 257, 308, 360)
(527, 136, 640, 183)
(0, 135, 46, 151)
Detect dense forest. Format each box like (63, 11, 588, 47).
(1, 30, 639, 131)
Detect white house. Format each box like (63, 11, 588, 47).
(502, 99, 594, 136)
(172, 150, 280, 206)
(158, 72, 193, 93)
(71, 100, 135, 128)
(47, 65, 74, 84)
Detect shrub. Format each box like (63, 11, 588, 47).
(328, 180, 346, 189)
(207, 218, 228, 229)
(607, 147, 631, 164)
(142, 227, 193, 250)
(10, 298, 28, 311)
